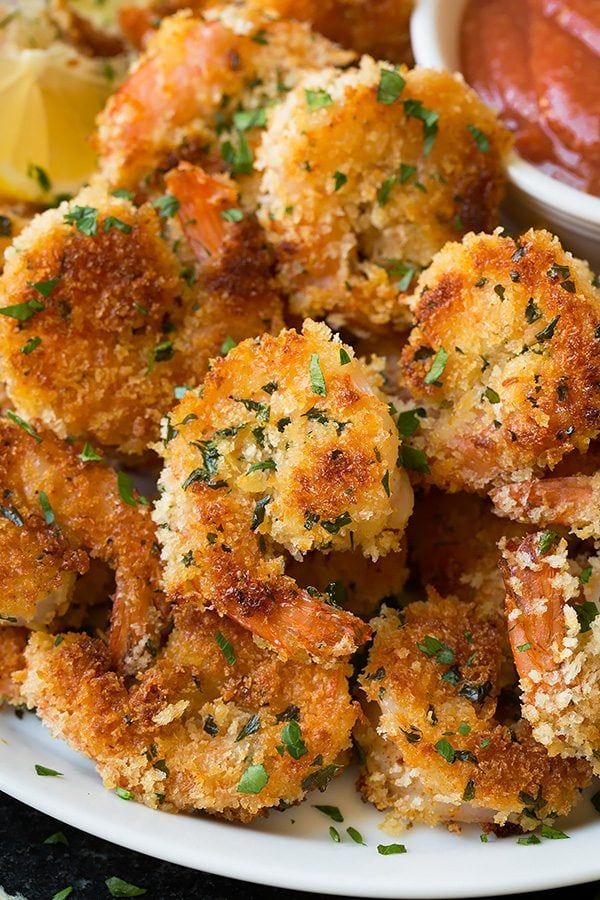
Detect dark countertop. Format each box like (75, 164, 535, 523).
(0, 792, 598, 900)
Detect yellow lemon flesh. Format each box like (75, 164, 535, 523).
(0, 43, 120, 202)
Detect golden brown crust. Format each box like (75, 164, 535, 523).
(491, 474, 600, 540)
(22, 603, 357, 820)
(0, 626, 27, 705)
(401, 229, 600, 491)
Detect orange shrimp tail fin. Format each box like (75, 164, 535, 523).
(166, 162, 239, 261)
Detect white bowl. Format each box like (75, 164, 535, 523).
(411, 0, 600, 267)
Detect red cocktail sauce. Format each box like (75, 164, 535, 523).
(461, 0, 600, 196)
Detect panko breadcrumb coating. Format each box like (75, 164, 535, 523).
(256, 58, 510, 334)
(154, 320, 413, 661)
(401, 229, 600, 492)
(0, 168, 282, 455)
(97, 5, 353, 191)
(0, 627, 27, 705)
(22, 602, 357, 820)
(501, 534, 600, 773)
(119, 0, 414, 64)
(491, 474, 600, 541)
(0, 419, 162, 672)
(358, 600, 591, 832)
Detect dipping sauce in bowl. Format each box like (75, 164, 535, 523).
(460, 0, 600, 197)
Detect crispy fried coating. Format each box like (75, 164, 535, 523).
(0, 419, 162, 671)
(408, 489, 531, 616)
(0, 172, 282, 455)
(0, 203, 32, 271)
(491, 474, 600, 541)
(286, 544, 408, 619)
(402, 229, 600, 492)
(98, 5, 353, 190)
(0, 627, 27, 705)
(120, 0, 414, 64)
(256, 59, 510, 335)
(358, 600, 590, 831)
(154, 320, 413, 661)
(501, 534, 600, 773)
(22, 602, 357, 820)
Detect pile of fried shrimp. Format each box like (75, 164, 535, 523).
(1, 0, 600, 839)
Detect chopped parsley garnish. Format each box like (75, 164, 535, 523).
(417, 635, 455, 664)
(305, 88, 333, 111)
(399, 445, 430, 473)
(0, 298, 44, 321)
(467, 124, 490, 152)
(576, 601, 599, 633)
(459, 681, 492, 703)
(237, 763, 268, 794)
(525, 297, 541, 324)
(329, 826, 341, 842)
(236, 713, 261, 742)
(463, 779, 476, 801)
(301, 764, 341, 792)
(516, 642, 532, 652)
(377, 843, 407, 855)
(103, 216, 132, 234)
(403, 99, 439, 155)
(339, 347, 351, 365)
(152, 194, 180, 218)
(333, 171, 347, 191)
(31, 278, 59, 297)
(115, 787, 133, 800)
(63, 206, 98, 236)
(346, 827, 366, 845)
(44, 831, 69, 845)
(147, 339, 174, 372)
(517, 834, 541, 846)
(435, 740, 456, 764)
(313, 804, 343, 822)
(580, 565, 593, 584)
(112, 188, 134, 201)
(117, 471, 147, 507)
(221, 132, 254, 174)
(247, 459, 276, 474)
(396, 407, 426, 438)
(105, 876, 147, 897)
(6, 410, 41, 443)
(38, 491, 55, 525)
(221, 207, 244, 223)
(540, 824, 569, 840)
(494, 284, 506, 301)
(538, 530, 559, 555)
(79, 442, 103, 462)
(399, 163, 417, 184)
(28, 164, 51, 192)
(377, 68, 405, 104)
(383, 258, 418, 292)
(321, 511, 351, 534)
(251, 494, 272, 530)
(381, 470, 391, 496)
(215, 631, 236, 665)
(424, 347, 448, 385)
(35, 764, 63, 777)
(232, 396, 270, 422)
(377, 176, 396, 206)
(483, 386, 500, 404)
(281, 720, 308, 759)
(52, 889, 73, 900)
(233, 107, 267, 131)
(309, 353, 327, 396)
(21, 336, 42, 354)
(220, 335, 236, 356)
(536, 315, 560, 342)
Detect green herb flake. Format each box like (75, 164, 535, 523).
(301, 764, 341, 792)
(309, 352, 327, 396)
(525, 297, 541, 324)
(79, 442, 103, 462)
(251, 494, 272, 530)
(381, 470, 391, 497)
(235, 713, 261, 742)
(21, 336, 42, 354)
(346, 826, 366, 845)
(333, 171, 347, 191)
(467, 124, 490, 152)
(52, 889, 73, 900)
(538, 530, 559, 555)
(221, 207, 244, 223)
(517, 642, 532, 652)
(115, 787, 133, 800)
(38, 491, 55, 525)
(305, 88, 333, 111)
(576, 601, 599, 634)
(152, 194, 180, 218)
(112, 188, 134, 201)
(434, 738, 455, 763)
(31, 278, 59, 297)
(377, 176, 396, 207)
(517, 834, 541, 846)
(396, 407, 425, 438)
(6, 410, 41, 443)
(117, 471, 146, 507)
(399, 445, 430, 473)
(339, 347, 351, 365)
(536, 315, 560, 342)
(105, 876, 147, 897)
(35, 764, 63, 776)
(63, 205, 98, 236)
(103, 216, 133, 234)
(329, 826, 341, 842)
(313, 804, 343, 822)
(417, 635, 455, 665)
(424, 347, 448, 385)
(483, 386, 500, 404)
(540, 824, 569, 840)
(580, 565, 593, 584)
(377, 843, 407, 855)
(377, 67, 405, 104)
(403, 98, 439, 154)
(237, 763, 269, 794)
(215, 631, 236, 665)
(0, 298, 44, 321)
(463, 779, 476, 801)
(44, 831, 68, 845)
(281, 719, 308, 759)
(220, 335, 236, 356)
(233, 107, 267, 131)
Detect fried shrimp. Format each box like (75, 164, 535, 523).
(120, 0, 414, 64)
(357, 598, 591, 832)
(154, 320, 413, 661)
(491, 474, 600, 540)
(500, 533, 600, 772)
(256, 58, 510, 335)
(21, 601, 357, 819)
(0, 167, 282, 455)
(97, 5, 353, 191)
(401, 229, 600, 492)
(0, 627, 27, 705)
(0, 418, 162, 672)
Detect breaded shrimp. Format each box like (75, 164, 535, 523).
(358, 598, 590, 832)
(500, 533, 600, 772)
(256, 58, 510, 335)
(21, 602, 357, 820)
(119, 0, 414, 64)
(97, 5, 353, 191)
(0, 166, 282, 455)
(408, 489, 531, 616)
(0, 418, 162, 672)
(286, 544, 408, 619)
(0, 627, 27, 705)
(401, 229, 600, 492)
(491, 474, 600, 540)
(154, 320, 413, 661)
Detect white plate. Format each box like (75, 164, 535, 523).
(1, 709, 599, 897)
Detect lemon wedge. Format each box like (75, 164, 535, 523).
(0, 42, 122, 202)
